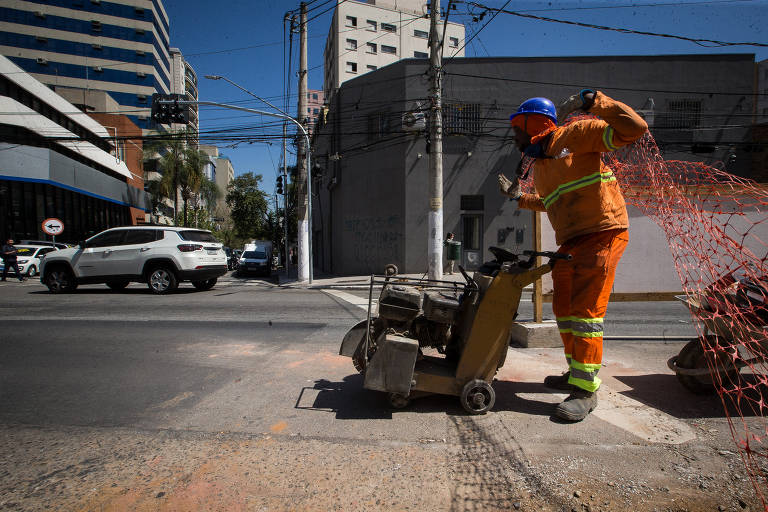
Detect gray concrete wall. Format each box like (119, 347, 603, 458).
(314, 54, 757, 277)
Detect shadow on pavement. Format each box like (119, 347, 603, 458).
(615, 373, 767, 419)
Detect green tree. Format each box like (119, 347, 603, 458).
(226, 172, 271, 239)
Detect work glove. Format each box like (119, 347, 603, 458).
(498, 173, 521, 200)
(557, 89, 596, 124)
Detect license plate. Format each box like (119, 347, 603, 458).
(206, 250, 217, 255)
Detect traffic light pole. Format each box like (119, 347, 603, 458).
(156, 98, 313, 284)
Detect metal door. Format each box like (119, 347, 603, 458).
(461, 214, 483, 271)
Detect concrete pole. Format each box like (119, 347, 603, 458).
(427, 1, 444, 280)
(296, 2, 309, 282)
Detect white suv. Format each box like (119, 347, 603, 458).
(40, 226, 227, 294)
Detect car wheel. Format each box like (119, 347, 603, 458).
(192, 278, 217, 291)
(147, 267, 178, 295)
(106, 280, 130, 291)
(27, 265, 37, 277)
(45, 268, 77, 294)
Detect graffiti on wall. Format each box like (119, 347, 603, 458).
(343, 215, 402, 268)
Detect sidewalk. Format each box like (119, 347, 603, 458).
(276, 267, 480, 290)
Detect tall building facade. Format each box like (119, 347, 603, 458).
(0, 0, 172, 130)
(0, 54, 149, 243)
(305, 88, 324, 133)
(169, 47, 199, 134)
(323, 0, 465, 99)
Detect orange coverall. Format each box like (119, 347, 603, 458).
(517, 92, 648, 392)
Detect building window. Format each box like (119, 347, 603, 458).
(346, 15, 357, 27)
(659, 99, 702, 129)
(346, 61, 357, 74)
(366, 65, 377, 71)
(449, 36, 459, 48)
(368, 112, 388, 141)
(313, 93, 318, 100)
(366, 42, 377, 54)
(313, 108, 319, 115)
(366, 20, 377, 31)
(346, 39, 357, 51)
(381, 45, 396, 55)
(381, 23, 396, 33)
(460, 195, 484, 211)
(443, 102, 482, 135)
(414, 51, 427, 58)
(414, 29, 428, 39)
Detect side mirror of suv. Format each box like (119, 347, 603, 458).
(78, 240, 86, 249)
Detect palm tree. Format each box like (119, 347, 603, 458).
(143, 132, 186, 224)
(177, 147, 207, 226)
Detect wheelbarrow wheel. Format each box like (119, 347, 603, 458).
(675, 336, 739, 394)
(460, 379, 495, 415)
(388, 393, 410, 409)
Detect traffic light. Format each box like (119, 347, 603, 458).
(276, 175, 283, 195)
(150, 93, 188, 125)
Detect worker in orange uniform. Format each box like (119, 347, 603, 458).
(499, 90, 648, 421)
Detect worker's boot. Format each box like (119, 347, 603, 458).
(554, 388, 598, 422)
(543, 371, 573, 391)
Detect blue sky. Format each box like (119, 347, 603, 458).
(164, 0, 768, 196)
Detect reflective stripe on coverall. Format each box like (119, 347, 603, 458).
(553, 228, 628, 392)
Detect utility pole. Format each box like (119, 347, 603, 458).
(296, 1, 310, 283)
(427, 1, 444, 280)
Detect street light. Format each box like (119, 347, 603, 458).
(202, 75, 313, 283)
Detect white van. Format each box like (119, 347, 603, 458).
(238, 240, 273, 277)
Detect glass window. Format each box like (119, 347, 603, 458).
(124, 229, 158, 245)
(243, 250, 266, 259)
(366, 42, 377, 54)
(178, 230, 218, 242)
(366, 20, 377, 31)
(346, 61, 357, 73)
(414, 29, 428, 39)
(414, 51, 427, 58)
(38, 247, 56, 256)
(346, 39, 357, 51)
(345, 15, 357, 27)
(312, 93, 318, 100)
(366, 65, 377, 71)
(381, 45, 396, 55)
(449, 37, 459, 48)
(381, 23, 396, 33)
(86, 230, 126, 248)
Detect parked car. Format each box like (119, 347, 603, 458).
(19, 240, 70, 249)
(40, 226, 228, 294)
(0, 244, 58, 277)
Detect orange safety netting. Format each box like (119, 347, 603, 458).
(520, 121, 768, 504)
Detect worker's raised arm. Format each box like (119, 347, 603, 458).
(550, 90, 648, 155)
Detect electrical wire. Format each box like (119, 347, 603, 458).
(469, 2, 768, 48)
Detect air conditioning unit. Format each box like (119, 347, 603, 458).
(402, 111, 426, 131)
(137, 71, 146, 78)
(36, 58, 48, 65)
(93, 66, 103, 72)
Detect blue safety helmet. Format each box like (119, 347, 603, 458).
(509, 97, 557, 124)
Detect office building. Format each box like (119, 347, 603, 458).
(0, 54, 149, 243)
(322, 0, 465, 99)
(0, 0, 173, 130)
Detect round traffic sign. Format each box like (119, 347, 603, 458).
(42, 218, 64, 236)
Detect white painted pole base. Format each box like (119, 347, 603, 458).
(428, 208, 443, 281)
(297, 219, 309, 283)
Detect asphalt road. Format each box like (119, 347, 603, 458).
(0, 273, 764, 511)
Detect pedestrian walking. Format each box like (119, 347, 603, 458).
(1, 238, 25, 282)
(444, 233, 458, 275)
(498, 90, 647, 421)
